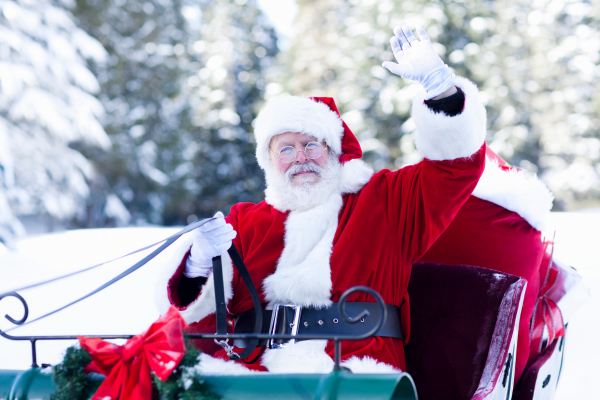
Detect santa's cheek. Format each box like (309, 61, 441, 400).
(280, 164, 292, 174)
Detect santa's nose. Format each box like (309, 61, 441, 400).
(294, 149, 309, 163)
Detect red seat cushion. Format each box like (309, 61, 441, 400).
(418, 196, 544, 382)
(406, 262, 520, 400)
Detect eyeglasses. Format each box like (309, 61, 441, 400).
(270, 142, 327, 163)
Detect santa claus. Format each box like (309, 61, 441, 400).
(157, 25, 488, 373)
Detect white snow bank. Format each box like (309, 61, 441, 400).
(0, 226, 180, 369)
(543, 212, 600, 400)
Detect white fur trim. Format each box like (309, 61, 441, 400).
(412, 76, 486, 161)
(192, 353, 257, 375)
(263, 193, 342, 308)
(339, 159, 373, 194)
(262, 340, 334, 373)
(180, 252, 234, 324)
(155, 232, 195, 314)
(472, 157, 554, 231)
(155, 233, 234, 324)
(341, 356, 401, 374)
(263, 184, 291, 214)
(254, 96, 344, 170)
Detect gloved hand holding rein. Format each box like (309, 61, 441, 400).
(185, 212, 237, 278)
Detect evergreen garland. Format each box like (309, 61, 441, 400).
(50, 346, 95, 400)
(51, 339, 218, 400)
(152, 339, 218, 400)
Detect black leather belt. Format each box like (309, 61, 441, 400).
(233, 302, 403, 348)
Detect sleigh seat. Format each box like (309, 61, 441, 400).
(405, 262, 526, 400)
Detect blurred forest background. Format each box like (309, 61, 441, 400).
(0, 0, 598, 246)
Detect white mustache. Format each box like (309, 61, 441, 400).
(285, 163, 323, 179)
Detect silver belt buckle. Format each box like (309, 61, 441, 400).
(268, 304, 303, 349)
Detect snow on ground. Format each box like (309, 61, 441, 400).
(543, 212, 600, 400)
(0, 212, 598, 398)
(0, 226, 180, 370)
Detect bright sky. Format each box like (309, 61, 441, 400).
(257, 0, 298, 49)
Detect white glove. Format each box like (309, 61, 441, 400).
(185, 211, 237, 278)
(382, 25, 455, 100)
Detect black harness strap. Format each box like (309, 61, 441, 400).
(3, 218, 222, 334)
(0, 218, 216, 300)
(3, 220, 214, 333)
(212, 245, 263, 360)
(5, 215, 262, 362)
(212, 256, 228, 336)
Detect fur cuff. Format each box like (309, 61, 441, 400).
(180, 252, 233, 324)
(412, 76, 486, 161)
(472, 157, 554, 231)
(341, 356, 401, 374)
(191, 354, 257, 375)
(155, 232, 194, 315)
(262, 340, 334, 373)
(155, 233, 234, 324)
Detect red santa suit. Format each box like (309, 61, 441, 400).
(156, 76, 487, 374)
(418, 147, 554, 382)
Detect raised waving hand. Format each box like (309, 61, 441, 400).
(382, 25, 455, 100)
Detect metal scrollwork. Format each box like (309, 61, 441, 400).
(338, 285, 387, 340)
(0, 292, 29, 326)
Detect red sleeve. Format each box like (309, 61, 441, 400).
(382, 144, 486, 265)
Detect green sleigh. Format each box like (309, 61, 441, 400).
(0, 219, 567, 400)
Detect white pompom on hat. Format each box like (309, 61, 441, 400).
(253, 95, 346, 170)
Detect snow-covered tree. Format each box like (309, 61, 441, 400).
(75, 0, 277, 225)
(269, 0, 488, 170)
(0, 121, 24, 247)
(170, 0, 278, 222)
(74, 0, 193, 225)
(274, 0, 600, 210)
(465, 0, 600, 210)
(0, 0, 110, 243)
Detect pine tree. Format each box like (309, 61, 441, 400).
(167, 0, 278, 223)
(0, 0, 110, 242)
(466, 0, 600, 210)
(276, 0, 600, 210)
(75, 0, 277, 225)
(271, 0, 489, 170)
(74, 0, 194, 225)
(0, 125, 24, 247)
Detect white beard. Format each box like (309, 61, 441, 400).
(264, 153, 343, 212)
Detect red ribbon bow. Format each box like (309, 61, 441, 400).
(529, 241, 565, 363)
(79, 306, 188, 400)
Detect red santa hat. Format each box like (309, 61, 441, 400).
(253, 96, 363, 170)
